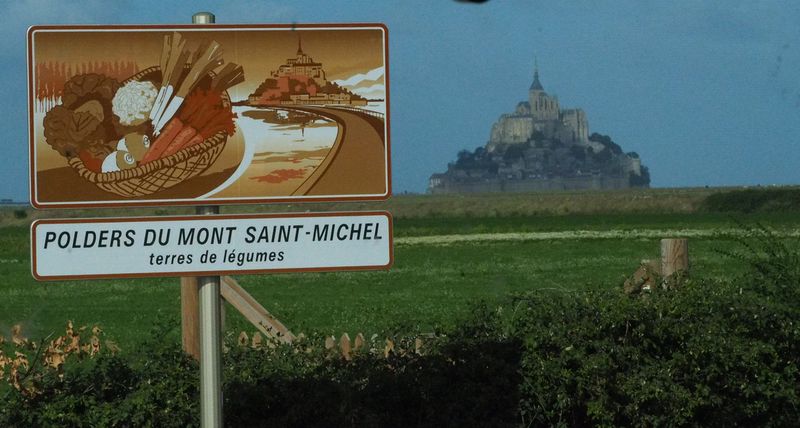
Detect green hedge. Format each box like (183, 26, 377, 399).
(223, 321, 521, 427)
(703, 188, 800, 213)
(512, 280, 799, 426)
(511, 230, 800, 426)
(1, 315, 521, 427)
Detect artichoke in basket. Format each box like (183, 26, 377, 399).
(43, 73, 122, 159)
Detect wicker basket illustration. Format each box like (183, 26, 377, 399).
(67, 66, 231, 198)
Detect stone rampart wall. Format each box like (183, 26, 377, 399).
(429, 176, 633, 194)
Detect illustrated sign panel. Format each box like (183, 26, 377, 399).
(28, 24, 390, 208)
(31, 211, 393, 280)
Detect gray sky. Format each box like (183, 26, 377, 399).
(4, 0, 800, 201)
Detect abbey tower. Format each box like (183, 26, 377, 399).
(528, 68, 559, 121)
(489, 66, 592, 150)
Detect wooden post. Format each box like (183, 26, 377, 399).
(220, 276, 295, 343)
(181, 277, 201, 360)
(384, 338, 394, 358)
(252, 332, 263, 349)
(340, 333, 352, 361)
(660, 238, 689, 278)
(354, 333, 365, 353)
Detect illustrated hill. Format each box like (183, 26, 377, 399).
(429, 67, 650, 193)
(247, 39, 368, 106)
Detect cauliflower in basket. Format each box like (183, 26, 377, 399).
(112, 80, 158, 126)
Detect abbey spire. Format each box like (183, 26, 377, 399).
(530, 59, 544, 91)
(528, 61, 559, 121)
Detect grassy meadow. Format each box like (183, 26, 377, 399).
(1, 187, 799, 346)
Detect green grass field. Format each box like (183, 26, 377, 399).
(1, 188, 799, 346)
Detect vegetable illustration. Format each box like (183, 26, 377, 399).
(150, 34, 230, 135)
(140, 117, 184, 164)
(112, 80, 158, 126)
(120, 133, 151, 161)
(43, 73, 121, 158)
(43, 106, 104, 158)
(101, 150, 137, 173)
(41, 31, 245, 197)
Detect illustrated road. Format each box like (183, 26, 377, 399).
(283, 106, 388, 197)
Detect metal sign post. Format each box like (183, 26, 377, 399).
(193, 11, 223, 428)
(196, 200, 223, 428)
(198, 265, 222, 428)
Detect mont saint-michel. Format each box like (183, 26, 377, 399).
(247, 38, 368, 107)
(429, 67, 650, 193)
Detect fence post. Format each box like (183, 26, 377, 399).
(660, 238, 689, 278)
(354, 333, 365, 353)
(340, 333, 352, 360)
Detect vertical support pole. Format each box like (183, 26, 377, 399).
(181, 276, 200, 360)
(193, 11, 216, 24)
(180, 11, 220, 360)
(198, 266, 223, 428)
(197, 203, 222, 428)
(660, 238, 689, 278)
(182, 276, 222, 358)
(193, 12, 222, 428)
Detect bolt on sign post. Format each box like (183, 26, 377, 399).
(27, 14, 391, 428)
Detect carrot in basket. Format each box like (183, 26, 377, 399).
(167, 127, 206, 154)
(180, 90, 228, 128)
(194, 105, 221, 129)
(200, 110, 236, 138)
(177, 90, 208, 123)
(141, 117, 183, 164)
(160, 126, 199, 158)
(182, 133, 205, 149)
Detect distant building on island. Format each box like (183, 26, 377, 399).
(271, 38, 327, 82)
(429, 65, 650, 194)
(248, 38, 368, 106)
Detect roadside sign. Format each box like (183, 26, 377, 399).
(31, 211, 393, 280)
(28, 24, 390, 208)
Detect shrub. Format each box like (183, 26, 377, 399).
(2, 312, 520, 427)
(511, 279, 800, 426)
(0, 321, 199, 427)
(702, 188, 800, 213)
(718, 223, 800, 300)
(510, 231, 800, 426)
(223, 308, 522, 428)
